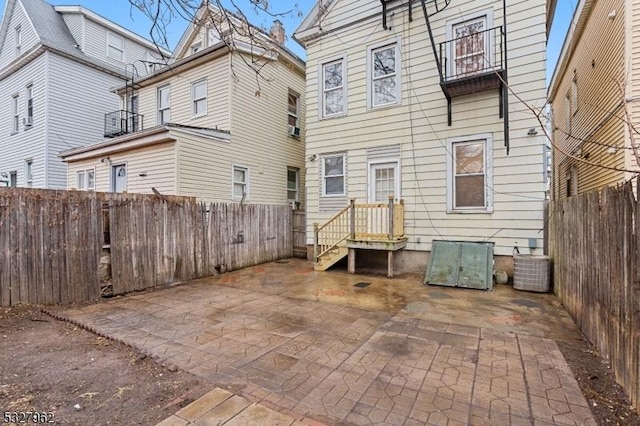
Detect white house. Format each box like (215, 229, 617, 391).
(0, 0, 170, 189)
(294, 0, 552, 277)
(60, 4, 306, 207)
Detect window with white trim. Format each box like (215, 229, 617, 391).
(322, 154, 346, 196)
(25, 84, 33, 128)
(287, 167, 299, 204)
(15, 26, 21, 56)
(157, 85, 171, 124)
(565, 90, 571, 137)
(446, 135, 492, 212)
(320, 57, 346, 118)
(369, 42, 401, 108)
(25, 160, 33, 187)
(571, 76, 578, 115)
(232, 165, 249, 199)
(107, 32, 125, 62)
(447, 11, 493, 78)
(76, 170, 85, 190)
(11, 95, 19, 133)
(190, 42, 202, 55)
(288, 91, 300, 128)
(191, 79, 207, 117)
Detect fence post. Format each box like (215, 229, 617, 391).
(350, 198, 356, 239)
(313, 222, 319, 263)
(388, 196, 394, 240)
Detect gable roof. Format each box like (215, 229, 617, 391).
(20, 0, 78, 49)
(293, 0, 338, 42)
(170, 3, 304, 71)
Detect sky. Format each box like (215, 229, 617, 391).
(0, 0, 576, 84)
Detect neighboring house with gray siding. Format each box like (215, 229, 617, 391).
(0, 0, 169, 189)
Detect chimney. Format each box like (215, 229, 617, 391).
(269, 20, 285, 45)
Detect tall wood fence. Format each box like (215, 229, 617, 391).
(0, 188, 295, 306)
(548, 183, 640, 410)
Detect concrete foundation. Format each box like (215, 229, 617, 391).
(307, 245, 516, 277)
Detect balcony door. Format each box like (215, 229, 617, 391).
(451, 15, 489, 78)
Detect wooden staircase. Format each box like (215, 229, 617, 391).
(313, 197, 406, 276)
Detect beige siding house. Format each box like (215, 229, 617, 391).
(295, 0, 552, 274)
(548, 0, 639, 200)
(61, 5, 306, 207)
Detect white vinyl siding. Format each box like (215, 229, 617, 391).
(157, 85, 171, 124)
(0, 2, 38, 68)
(66, 142, 177, 194)
(319, 56, 347, 118)
(15, 26, 22, 56)
(106, 32, 125, 62)
(191, 79, 207, 117)
(302, 0, 547, 255)
(367, 41, 401, 108)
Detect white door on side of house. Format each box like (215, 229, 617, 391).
(112, 164, 127, 193)
(367, 161, 399, 236)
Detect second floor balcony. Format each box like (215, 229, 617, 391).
(104, 110, 144, 138)
(439, 25, 505, 98)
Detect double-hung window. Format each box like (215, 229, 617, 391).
(107, 32, 125, 62)
(232, 165, 249, 200)
(321, 57, 346, 118)
(11, 95, 19, 133)
(288, 91, 300, 128)
(75, 169, 95, 191)
(369, 42, 401, 108)
(25, 85, 33, 127)
(157, 85, 171, 124)
(287, 167, 299, 204)
(15, 26, 21, 56)
(190, 42, 202, 55)
(448, 11, 492, 78)
(446, 135, 492, 212)
(192, 79, 207, 117)
(25, 160, 33, 187)
(322, 154, 346, 196)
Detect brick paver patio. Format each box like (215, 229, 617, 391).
(50, 260, 596, 425)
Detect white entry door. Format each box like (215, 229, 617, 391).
(111, 164, 127, 192)
(367, 161, 399, 236)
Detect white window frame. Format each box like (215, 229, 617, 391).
(110, 163, 127, 192)
(571, 76, 578, 115)
(76, 170, 86, 190)
(190, 41, 202, 54)
(367, 159, 401, 202)
(367, 40, 402, 109)
(107, 32, 125, 62)
(288, 90, 300, 128)
(157, 85, 171, 125)
(318, 55, 348, 119)
(565, 90, 571, 137)
(15, 26, 21, 56)
(25, 159, 33, 187)
(232, 165, 249, 200)
(321, 153, 346, 197)
(446, 10, 494, 78)
(446, 134, 493, 213)
(11, 94, 19, 134)
(287, 167, 300, 204)
(191, 79, 207, 117)
(86, 169, 95, 190)
(25, 84, 33, 128)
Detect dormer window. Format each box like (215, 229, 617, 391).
(191, 42, 202, 55)
(15, 26, 21, 56)
(107, 32, 125, 62)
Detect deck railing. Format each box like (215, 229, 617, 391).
(313, 197, 405, 262)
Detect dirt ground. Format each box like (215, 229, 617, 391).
(1, 305, 639, 426)
(0, 306, 210, 426)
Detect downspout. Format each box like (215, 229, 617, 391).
(503, 0, 510, 154)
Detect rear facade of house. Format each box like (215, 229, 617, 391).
(0, 0, 168, 189)
(295, 0, 551, 273)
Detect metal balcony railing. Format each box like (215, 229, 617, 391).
(104, 110, 144, 138)
(439, 25, 505, 97)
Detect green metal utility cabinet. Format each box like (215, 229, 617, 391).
(425, 240, 494, 290)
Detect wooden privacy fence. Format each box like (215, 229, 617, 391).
(0, 188, 295, 307)
(548, 183, 640, 411)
